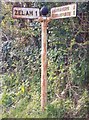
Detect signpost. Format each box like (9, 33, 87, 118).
(12, 3, 76, 111)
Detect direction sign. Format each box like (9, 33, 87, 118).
(12, 7, 39, 19)
(51, 3, 76, 19)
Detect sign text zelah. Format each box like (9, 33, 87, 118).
(13, 7, 39, 19)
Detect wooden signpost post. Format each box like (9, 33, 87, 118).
(12, 3, 76, 111)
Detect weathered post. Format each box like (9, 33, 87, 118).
(38, 16, 51, 111)
(39, 6, 49, 111)
(41, 19, 47, 111)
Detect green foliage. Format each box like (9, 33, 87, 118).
(45, 99, 73, 118)
(1, 2, 89, 119)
